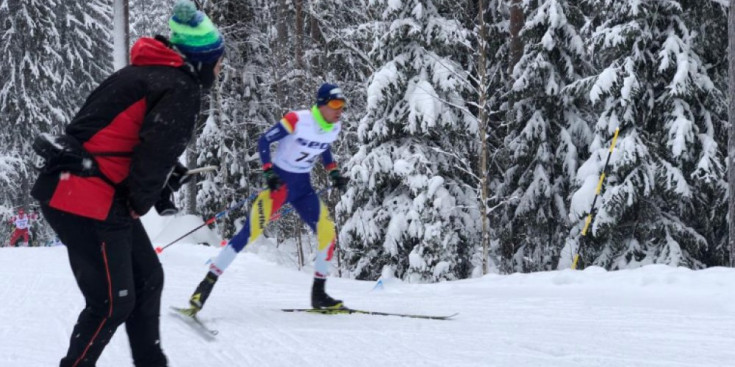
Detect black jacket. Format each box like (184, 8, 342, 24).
(32, 37, 202, 220)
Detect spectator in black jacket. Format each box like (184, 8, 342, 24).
(30, 1, 224, 365)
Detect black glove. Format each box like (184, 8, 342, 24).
(154, 187, 179, 216)
(166, 163, 191, 192)
(263, 168, 283, 191)
(329, 170, 349, 192)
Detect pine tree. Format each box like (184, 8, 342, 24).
(307, 0, 382, 272)
(0, 1, 112, 241)
(570, 0, 727, 269)
(495, 0, 591, 272)
(129, 0, 168, 40)
(0, 1, 72, 207)
(680, 0, 729, 266)
(466, 0, 518, 275)
(338, 0, 478, 282)
(190, 0, 279, 239)
(61, 1, 113, 117)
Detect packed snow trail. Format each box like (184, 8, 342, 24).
(1, 244, 734, 367)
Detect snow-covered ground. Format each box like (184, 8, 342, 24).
(1, 214, 734, 367)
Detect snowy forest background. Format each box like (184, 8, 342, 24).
(1, 0, 733, 282)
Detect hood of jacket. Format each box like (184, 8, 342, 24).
(130, 37, 185, 67)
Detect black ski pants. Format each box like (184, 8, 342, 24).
(41, 202, 167, 367)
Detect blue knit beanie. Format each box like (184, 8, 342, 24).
(316, 83, 346, 106)
(169, 0, 225, 64)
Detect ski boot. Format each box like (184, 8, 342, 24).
(189, 272, 219, 314)
(311, 278, 343, 309)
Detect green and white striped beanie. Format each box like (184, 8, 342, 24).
(169, 0, 224, 64)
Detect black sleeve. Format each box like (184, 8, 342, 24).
(127, 81, 201, 215)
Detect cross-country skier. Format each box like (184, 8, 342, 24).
(7, 208, 37, 247)
(30, 1, 224, 365)
(186, 83, 350, 315)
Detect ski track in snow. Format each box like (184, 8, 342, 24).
(1, 245, 734, 367)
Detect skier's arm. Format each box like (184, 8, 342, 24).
(321, 147, 337, 172)
(258, 112, 298, 168)
(127, 84, 200, 215)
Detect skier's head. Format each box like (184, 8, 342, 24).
(17, 208, 23, 215)
(316, 83, 346, 108)
(315, 83, 346, 125)
(169, 0, 225, 88)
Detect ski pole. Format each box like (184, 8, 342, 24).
(155, 191, 260, 254)
(185, 165, 218, 176)
(156, 186, 332, 254)
(572, 128, 619, 269)
(155, 187, 333, 254)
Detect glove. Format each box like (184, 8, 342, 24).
(263, 168, 283, 191)
(154, 188, 179, 216)
(329, 170, 349, 192)
(166, 163, 191, 192)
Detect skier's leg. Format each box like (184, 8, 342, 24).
(190, 187, 288, 311)
(125, 219, 167, 367)
(8, 229, 21, 247)
(290, 191, 341, 309)
(209, 187, 288, 275)
(42, 203, 137, 367)
(290, 192, 336, 278)
(21, 229, 29, 247)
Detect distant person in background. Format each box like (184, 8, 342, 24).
(7, 208, 37, 247)
(185, 83, 349, 315)
(29, 1, 225, 366)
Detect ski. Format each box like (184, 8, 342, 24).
(281, 308, 458, 320)
(169, 306, 219, 339)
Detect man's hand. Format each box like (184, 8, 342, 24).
(166, 163, 191, 192)
(263, 168, 283, 191)
(329, 170, 349, 192)
(154, 190, 179, 216)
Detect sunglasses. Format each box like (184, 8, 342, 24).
(327, 99, 345, 110)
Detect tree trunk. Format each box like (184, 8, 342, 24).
(113, 0, 129, 70)
(309, 1, 324, 70)
(294, 0, 304, 92)
(729, 0, 735, 267)
(503, 0, 524, 273)
(185, 144, 198, 214)
(274, 0, 289, 110)
(477, 0, 491, 274)
(185, 92, 216, 215)
(296, 230, 304, 270)
(334, 222, 343, 277)
(508, 0, 524, 74)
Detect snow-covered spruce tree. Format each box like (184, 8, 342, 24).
(310, 0, 378, 116)
(130, 0, 168, 40)
(0, 1, 77, 207)
(61, 1, 113, 116)
(679, 0, 729, 266)
(464, 0, 518, 274)
(338, 0, 478, 282)
(0, 0, 62, 207)
(495, 0, 591, 272)
(308, 0, 381, 270)
(568, 0, 726, 269)
(0, 1, 111, 241)
(192, 0, 279, 239)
